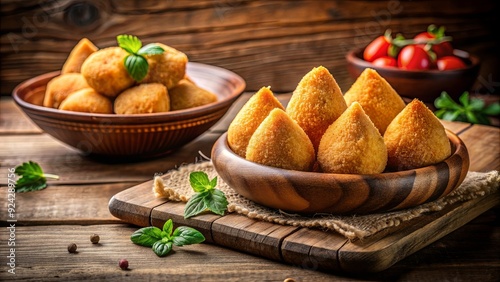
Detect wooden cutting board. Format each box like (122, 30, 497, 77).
(108, 176, 499, 273)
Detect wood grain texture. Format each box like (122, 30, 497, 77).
(1, 0, 499, 96)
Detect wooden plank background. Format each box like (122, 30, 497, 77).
(1, 0, 499, 97)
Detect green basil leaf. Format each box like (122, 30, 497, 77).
(468, 98, 485, 111)
(465, 111, 479, 124)
(162, 219, 174, 239)
(124, 54, 149, 82)
(152, 240, 173, 257)
(483, 102, 500, 116)
(189, 171, 214, 192)
(138, 44, 165, 56)
(172, 226, 206, 246)
(434, 92, 462, 110)
(203, 189, 228, 216)
(117, 34, 142, 54)
(184, 191, 209, 218)
(441, 110, 463, 121)
(434, 108, 447, 119)
(131, 226, 163, 247)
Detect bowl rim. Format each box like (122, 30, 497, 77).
(346, 47, 481, 75)
(12, 62, 246, 124)
(213, 129, 468, 180)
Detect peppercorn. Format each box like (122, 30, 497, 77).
(90, 233, 100, 244)
(67, 243, 77, 253)
(119, 259, 129, 270)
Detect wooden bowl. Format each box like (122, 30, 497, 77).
(13, 62, 245, 161)
(346, 48, 481, 102)
(211, 131, 469, 215)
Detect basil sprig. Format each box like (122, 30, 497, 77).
(131, 219, 205, 257)
(116, 34, 164, 82)
(434, 91, 500, 125)
(184, 171, 228, 218)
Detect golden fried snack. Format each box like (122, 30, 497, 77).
(317, 102, 387, 174)
(58, 88, 112, 114)
(43, 73, 90, 108)
(81, 47, 135, 98)
(227, 86, 285, 158)
(169, 79, 217, 111)
(286, 66, 347, 150)
(343, 68, 405, 135)
(114, 83, 169, 114)
(246, 108, 315, 171)
(141, 43, 188, 90)
(384, 99, 451, 170)
(61, 38, 98, 74)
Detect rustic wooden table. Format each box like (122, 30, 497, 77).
(1, 93, 499, 281)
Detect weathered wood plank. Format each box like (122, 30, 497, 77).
(458, 124, 500, 172)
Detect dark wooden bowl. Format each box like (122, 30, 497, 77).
(211, 131, 469, 215)
(346, 48, 481, 102)
(13, 62, 245, 161)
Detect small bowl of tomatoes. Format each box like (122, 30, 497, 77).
(346, 25, 481, 102)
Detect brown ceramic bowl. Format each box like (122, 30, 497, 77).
(13, 62, 245, 160)
(346, 48, 481, 102)
(211, 131, 469, 215)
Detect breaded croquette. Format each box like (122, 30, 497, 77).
(169, 79, 217, 111)
(114, 83, 169, 114)
(227, 86, 285, 158)
(317, 102, 387, 174)
(246, 108, 315, 171)
(384, 99, 451, 170)
(61, 38, 98, 74)
(58, 88, 113, 114)
(81, 47, 135, 98)
(141, 43, 188, 90)
(286, 66, 347, 150)
(343, 68, 405, 135)
(43, 73, 90, 108)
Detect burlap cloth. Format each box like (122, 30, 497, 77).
(153, 161, 499, 241)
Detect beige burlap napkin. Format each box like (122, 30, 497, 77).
(152, 161, 499, 240)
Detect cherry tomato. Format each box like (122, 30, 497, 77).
(372, 56, 397, 68)
(437, 56, 466, 70)
(397, 45, 432, 70)
(363, 35, 391, 62)
(414, 32, 454, 58)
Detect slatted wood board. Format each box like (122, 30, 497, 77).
(108, 175, 499, 273)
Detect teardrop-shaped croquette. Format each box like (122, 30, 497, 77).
(343, 68, 405, 135)
(384, 99, 451, 170)
(227, 86, 285, 158)
(61, 38, 98, 74)
(43, 73, 90, 109)
(81, 47, 135, 98)
(286, 66, 347, 150)
(58, 88, 113, 114)
(246, 108, 315, 171)
(114, 83, 169, 114)
(141, 43, 188, 90)
(169, 79, 217, 111)
(317, 102, 387, 174)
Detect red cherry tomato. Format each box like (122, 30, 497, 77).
(437, 56, 466, 70)
(372, 56, 397, 68)
(414, 32, 454, 58)
(363, 35, 391, 62)
(397, 45, 432, 70)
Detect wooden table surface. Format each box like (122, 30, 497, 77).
(0, 93, 499, 281)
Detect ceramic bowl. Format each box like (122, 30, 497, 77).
(13, 62, 245, 160)
(211, 131, 469, 215)
(346, 48, 481, 102)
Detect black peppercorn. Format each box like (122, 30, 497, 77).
(90, 233, 100, 244)
(67, 243, 77, 253)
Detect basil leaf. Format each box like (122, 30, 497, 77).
(203, 189, 228, 216)
(184, 191, 209, 218)
(459, 91, 470, 107)
(483, 103, 500, 116)
(162, 219, 174, 239)
(117, 34, 142, 54)
(434, 92, 461, 110)
(468, 98, 485, 111)
(130, 226, 163, 247)
(189, 171, 213, 192)
(124, 54, 149, 82)
(152, 240, 173, 257)
(172, 226, 205, 246)
(138, 44, 165, 56)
